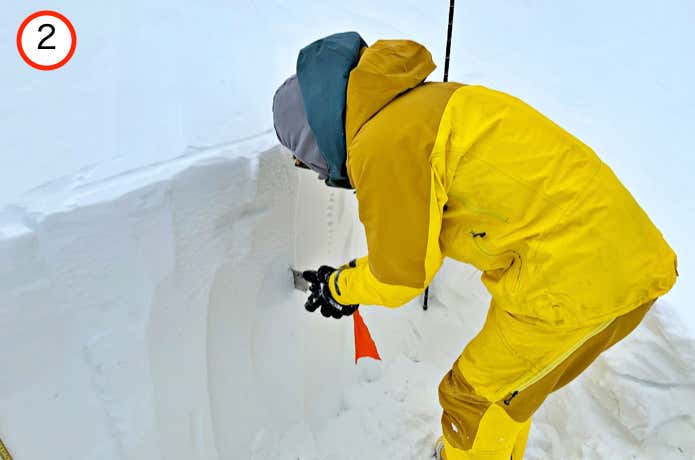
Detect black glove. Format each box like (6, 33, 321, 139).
(302, 265, 358, 319)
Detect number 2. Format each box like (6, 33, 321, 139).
(38, 24, 56, 50)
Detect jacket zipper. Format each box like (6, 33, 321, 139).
(466, 204, 509, 223)
(502, 318, 614, 405)
(448, 192, 510, 223)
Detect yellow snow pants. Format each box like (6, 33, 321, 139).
(439, 299, 654, 459)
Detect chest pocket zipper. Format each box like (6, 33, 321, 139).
(453, 193, 522, 289)
(450, 192, 510, 224)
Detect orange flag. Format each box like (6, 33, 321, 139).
(352, 309, 381, 363)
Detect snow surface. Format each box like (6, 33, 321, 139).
(2, 1, 695, 459)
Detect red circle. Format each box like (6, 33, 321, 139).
(17, 10, 77, 71)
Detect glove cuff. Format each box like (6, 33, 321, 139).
(328, 270, 343, 303)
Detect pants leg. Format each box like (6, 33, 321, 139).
(439, 300, 654, 460)
(441, 411, 531, 460)
(510, 419, 531, 460)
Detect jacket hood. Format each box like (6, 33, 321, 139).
(272, 74, 329, 180)
(297, 31, 367, 188)
(345, 40, 436, 146)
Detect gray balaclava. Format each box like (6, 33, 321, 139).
(272, 75, 329, 180)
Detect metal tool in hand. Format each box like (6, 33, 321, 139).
(291, 268, 313, 292)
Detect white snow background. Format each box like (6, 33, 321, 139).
(1, 1, 694, 459)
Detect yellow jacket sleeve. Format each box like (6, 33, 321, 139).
(328, 167, 445, 307)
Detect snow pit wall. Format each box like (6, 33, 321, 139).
(0, 147, 361, 460)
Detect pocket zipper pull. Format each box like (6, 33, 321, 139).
(503, 390, 519, 406)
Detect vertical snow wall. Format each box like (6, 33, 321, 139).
(0, 147, 362, 459)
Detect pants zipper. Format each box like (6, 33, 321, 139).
(502, 318, 614, 403)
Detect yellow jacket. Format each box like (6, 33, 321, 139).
(329, 40, 677, 326)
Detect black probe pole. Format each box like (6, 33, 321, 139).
(443, 0, 456, 83)
(425, 0, 456, 311)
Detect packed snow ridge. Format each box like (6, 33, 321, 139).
(0, 146, 693, 460)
